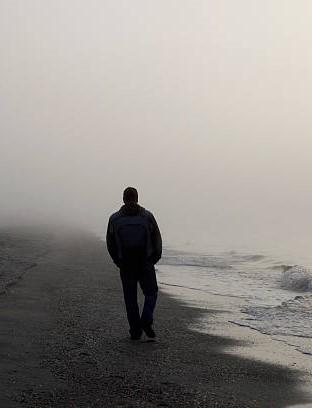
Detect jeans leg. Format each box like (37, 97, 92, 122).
(139, 263, 158, 327)
(121, 277, 142, 336)
(141, 293, 158, 327)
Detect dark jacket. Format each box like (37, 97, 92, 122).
(106, 203, 162, 267)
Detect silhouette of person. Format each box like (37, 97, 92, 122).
(106, 187, 162, 340)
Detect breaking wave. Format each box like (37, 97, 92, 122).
(280, 265, 312, 292)
(160, 250, 232, 269)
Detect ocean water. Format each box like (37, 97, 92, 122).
(158, 245, 312, 356)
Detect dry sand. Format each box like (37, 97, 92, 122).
(0, 228, 311, 407)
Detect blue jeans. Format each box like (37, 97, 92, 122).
(120, 261, 158, 337)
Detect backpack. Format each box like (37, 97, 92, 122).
(114, 214, 152, 261)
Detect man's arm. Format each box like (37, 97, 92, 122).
(148, 213, 162, 264)
(106, 218, 120, 266)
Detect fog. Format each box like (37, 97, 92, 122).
(1, 1, 312, 250)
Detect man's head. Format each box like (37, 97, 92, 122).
(123, 187, 138, 204)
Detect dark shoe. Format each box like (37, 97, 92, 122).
(130, 329, 142, 340)
(131, 334, 142, 340)
(142, 325, 156, 338)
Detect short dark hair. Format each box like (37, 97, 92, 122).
(123, 187, 138, 204)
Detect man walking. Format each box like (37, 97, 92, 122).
(106, 187, 162, 340)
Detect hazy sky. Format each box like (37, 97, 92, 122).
(1, 1, 312, 249)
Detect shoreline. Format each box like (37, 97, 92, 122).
(159, 282, 312, 405)
(0, 227, 311, 407)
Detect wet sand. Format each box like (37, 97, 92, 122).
(0, 228, 310, 407)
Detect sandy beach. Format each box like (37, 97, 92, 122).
(0, 228, 311, 407)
